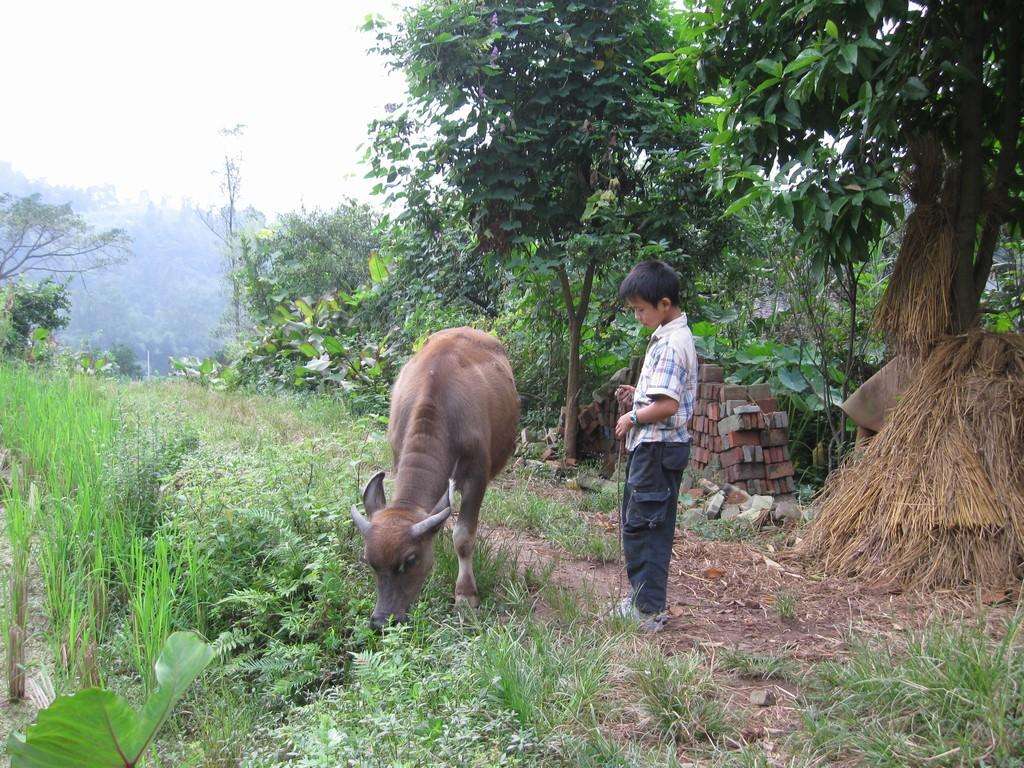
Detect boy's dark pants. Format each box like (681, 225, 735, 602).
(620, 441, 690, 614)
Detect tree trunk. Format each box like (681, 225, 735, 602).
(564, 316, 582, 461)
(556, 261, 597, 462)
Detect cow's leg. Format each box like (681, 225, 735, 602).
(453, 474, 486, 608)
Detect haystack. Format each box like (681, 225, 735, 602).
(799, 331, 1024, 588)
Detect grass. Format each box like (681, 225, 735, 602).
(631, 648, 736, 747)
(489, 485, 619, 562)
(5, 366, 1023, 768)
(3, 469, 33, 700)
(800, 614, 1024, 766)
(773, 590, 798, 621)
(719, 647, 799, 682)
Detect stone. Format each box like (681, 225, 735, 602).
(725, 488, 749, 505)
(705, 491, 725, 519)
(737, 508, 764, 526)
(721, 504, 741, 521)
(680, 508, 706, 528)
(734, 403, 762, 415)
(747, 494, 774, 513)
(749, 689, 776, 707)
(772, 500, 801, 524)
(698, 478, 721, 494)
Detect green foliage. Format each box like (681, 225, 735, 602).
(232, 290, 400, 413)
(655, 0, 1023, 327)
(7, 632, 214, 768)
(0, 279, 70, 356)
(238, 203, 381, 324)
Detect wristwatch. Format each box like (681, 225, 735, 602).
(629, 410, 639, 425)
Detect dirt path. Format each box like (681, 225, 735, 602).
(480, 507, 1019, 748)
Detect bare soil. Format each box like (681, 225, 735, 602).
(480, 483, 1021, 754)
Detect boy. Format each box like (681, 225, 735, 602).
(612, 260, 697, 631)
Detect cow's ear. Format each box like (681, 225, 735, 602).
(362, 471, 387, 517)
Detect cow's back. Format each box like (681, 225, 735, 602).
(389, 327, 519, 482)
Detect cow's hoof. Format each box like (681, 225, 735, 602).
(455, 593, 480, 609)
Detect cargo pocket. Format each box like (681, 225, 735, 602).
(624, 487, 671, 532)
(662, 443, 690, 472)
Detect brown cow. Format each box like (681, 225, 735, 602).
(350, 327, 519, 629)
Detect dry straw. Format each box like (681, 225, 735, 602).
(875, 138, 958, 354)
(799, 331, 1024, 589)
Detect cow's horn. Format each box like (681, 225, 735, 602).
(350, 505, 372, 536)
(410, 479, 455, 539)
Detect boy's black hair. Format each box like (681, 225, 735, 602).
(617, 260, 680, 307)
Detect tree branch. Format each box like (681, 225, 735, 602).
(973, 5, 1022, 298)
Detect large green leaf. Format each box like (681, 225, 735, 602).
(776, 366, 810, 393)
(8, 632, 214, 768)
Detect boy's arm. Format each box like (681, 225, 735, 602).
(614, 395, 678, 439)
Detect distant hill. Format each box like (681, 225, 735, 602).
(0, 162, 228, 373)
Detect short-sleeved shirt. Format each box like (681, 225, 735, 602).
(627, 313, 698, 452)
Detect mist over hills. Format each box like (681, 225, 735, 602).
(1, 162, 228, 373)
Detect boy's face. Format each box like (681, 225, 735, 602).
(627, 296, 673, 330)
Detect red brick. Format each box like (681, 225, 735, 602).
(754, 397, 778, 412)
(766, 461, 794, 480)
(719, 384, 748, 402)
(708, 402, 720, 420)
(746, 383, 771, 401)
(720, 447, 744, 467)
(699, 364, 724, 383)
(725, 462, 766, 482)
(723, 430, 762, 449)
(713, 436, 723, 452)
(761, 428, 788, 447)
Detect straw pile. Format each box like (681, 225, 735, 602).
(875, 138, 958, 353)
(799, 331, 1024, 589)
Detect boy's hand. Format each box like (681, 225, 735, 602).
(614, 412, 633, 440)
(615, 385, 635, 410)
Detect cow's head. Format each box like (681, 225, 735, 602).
(350, 471, 453, 630)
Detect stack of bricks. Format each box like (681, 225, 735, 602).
(688, 364, 796, 495)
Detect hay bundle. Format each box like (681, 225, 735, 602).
(875, 138, 958, 353)
(799, 331, 1024, 589)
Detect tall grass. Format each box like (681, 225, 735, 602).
(3, 470, 34, 700)
(0, 364, 183, 687)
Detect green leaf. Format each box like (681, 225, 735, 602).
(323, 336, 345, 355)
(433, 32, 456, 44)
(777, 366, 809, 393)
(9, 633, 214, 768)
(825, 19, 839, 39)
(866, 0, 883, 20)
(368, 252, 390, 283)
(690, 320, 717, 337)
(784, 49, 822, 75)
(699, 95, 725, 106)
(723, 189, 761, 217)
(298, 343, 318, 358)
(902, 76, 928, 100)
(754, 58, 783, 78)
(30, 327, 50, 342)
(645, 52, 676, 64)
(294, 298, 314, 320)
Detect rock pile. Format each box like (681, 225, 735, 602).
(688, 364, 796, 495)
(679, 478, 806, 528)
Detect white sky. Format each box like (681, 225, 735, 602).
(0, 0, 409, 215)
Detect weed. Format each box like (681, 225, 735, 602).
(801, 615, 1024, 766)
(719, 647, 799, 682)
(631, 648, 735, 746)
(774, 590, 797, 621)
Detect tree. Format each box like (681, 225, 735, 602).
(0, 194, 129, 284)
(238, 202, 381, 323)
(199, 124, 263, 337)
(657, 0, 1023, 345)
(368, 0, 726, 458)
(0, 279, 70, 355)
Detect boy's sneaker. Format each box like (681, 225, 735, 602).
(607, 597, 668, 633)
